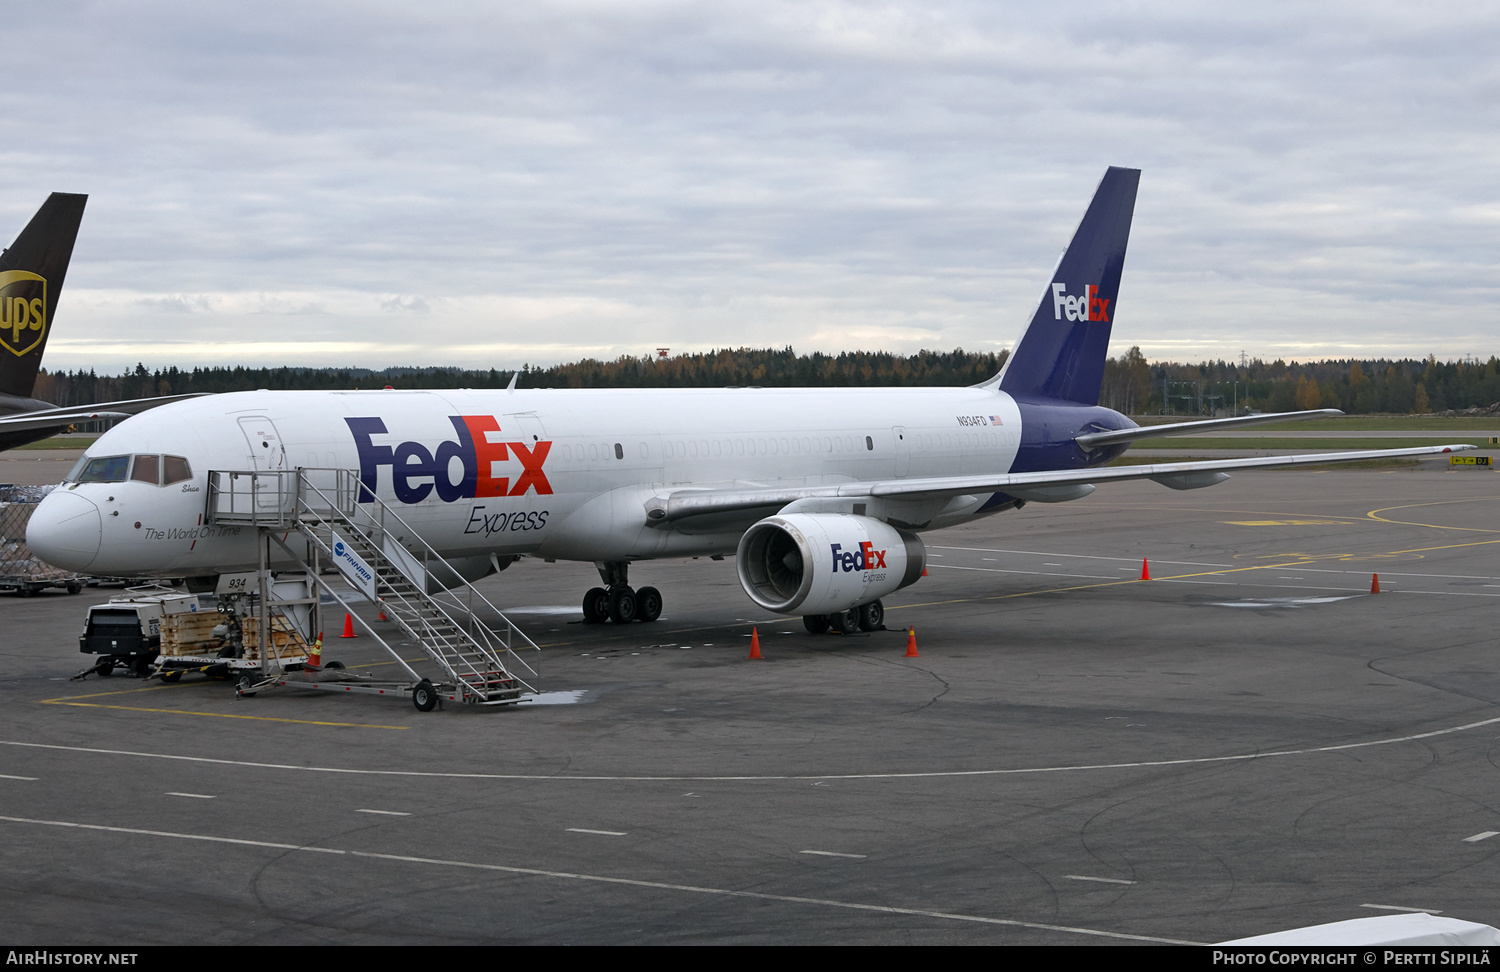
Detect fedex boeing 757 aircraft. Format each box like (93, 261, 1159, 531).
(25, 168, 1472, 632)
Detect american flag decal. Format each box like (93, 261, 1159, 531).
(989, 415, 1003, 425)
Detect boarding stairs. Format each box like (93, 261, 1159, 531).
(205, 467, 538, 705)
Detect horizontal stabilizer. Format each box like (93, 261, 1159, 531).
(1075, 409, 1343, 450)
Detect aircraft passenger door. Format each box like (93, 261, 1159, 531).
(892, 426, 910, 477)
(237, 415, 289, 512)
(503, 412, 547, 445)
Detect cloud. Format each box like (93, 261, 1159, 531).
(3, 1, 1498, 371)
(380, 295, 430, 314)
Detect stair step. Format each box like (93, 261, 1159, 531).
(289, 506, 531, 696)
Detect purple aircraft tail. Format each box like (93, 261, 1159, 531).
(992, 167, 1139, 406)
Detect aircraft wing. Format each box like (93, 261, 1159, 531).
(0, 394, 206, 434)
(1074, 408, 1342, 449)
(646, 443, 1476, 526)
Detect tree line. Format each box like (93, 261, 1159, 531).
(31, 348, 1500, 416)
(1100, 352, 1500, 415)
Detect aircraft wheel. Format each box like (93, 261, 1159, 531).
(802, 615, 830, 634)
(608, 587, 637, 624)
(858, 600, 884, 632)
(831, 609, 860, 635)
(635, 586, 662, 623)
(582, 587, 609, 623)
(412, 680, 438, 712)
(66, 584, 82, 595)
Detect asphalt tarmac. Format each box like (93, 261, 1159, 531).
(1, 463, 1498, 945)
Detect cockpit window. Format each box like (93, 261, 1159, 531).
(130, 455, 160, 485)
(163, 456, 192, 485)
(66, 453, 192, 486)
(71, 455, 130, 483)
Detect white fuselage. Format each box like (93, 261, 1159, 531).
(30, 386, 1028, 576)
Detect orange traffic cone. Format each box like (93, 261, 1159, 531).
(747, 627, 762, 660)
(341, 613, 357, 638)
(377, 606, 389, 622)
(1140, 558, 1151, 581)
(306, 634, 323, 669)
(922, 567, 928, 576)
(1371, 573, 1381, 594)
(905, 627, 919, 657)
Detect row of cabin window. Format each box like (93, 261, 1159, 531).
(556, 435, 878, 463)
(916, 431, 1005, 450)
(68, 454, 194, 486)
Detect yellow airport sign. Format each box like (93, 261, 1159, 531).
(1450, 455, 1493, 466)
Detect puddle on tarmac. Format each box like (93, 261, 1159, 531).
(1208, 595, 1362, 609)
(520, 689, 588, 705)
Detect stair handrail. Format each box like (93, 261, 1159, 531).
(286, 508, 537, 696)
(292, 468, 541, 669)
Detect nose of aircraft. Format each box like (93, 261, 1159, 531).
(27, 489, 102, 571)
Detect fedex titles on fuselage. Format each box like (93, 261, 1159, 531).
(346, 415, 553, 503)
(345, 415, 553, 538)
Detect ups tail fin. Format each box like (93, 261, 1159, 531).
(992, 167, 1138, 405)
(0, 193, 87, 398)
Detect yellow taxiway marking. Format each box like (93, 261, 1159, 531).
(1223, 519, 1350, 526)
(896, 529, 1500, 612)
(39, 684, 409, 730)
(1367, 498, 1500, 534)
(893, 557, 1325, 610)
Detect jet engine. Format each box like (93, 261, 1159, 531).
(736, 513, 926, 616)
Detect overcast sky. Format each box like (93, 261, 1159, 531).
(3, 1, 1497, 373)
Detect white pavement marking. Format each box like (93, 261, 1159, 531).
(1395, 590, 1500, 598)
(0, 774, 37, 781)
(799, 850, 866, 859)
(929, 545, 1233, 568)
(1463, 831, 1499, 842)
(1361, 904, 1441, 914)
(1064, 875, 1136, 885)
(567, 828, 627, 836)
(356, 809, 411, 816)
(927, 564, 1116, 580)
(0, 813, 1205, 945)
(0, 814, 346, 854)
(165, 792, 215, 799)
(8, 713, 1500, 782)
(933, 547, 1500, 583)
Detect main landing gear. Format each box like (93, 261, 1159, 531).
(582, 561, 661, 625)
(802, 599, 884, 635)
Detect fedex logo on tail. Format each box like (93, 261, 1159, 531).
(1051, 283, 1110, 322)
(831, 541, 887, 572)
(346, 416, 552, 505)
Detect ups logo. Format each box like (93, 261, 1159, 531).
(0, 270, 46, 357)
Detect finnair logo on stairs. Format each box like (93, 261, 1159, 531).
(1051, 283, 1110, 322)
(332, 532, 376, 600)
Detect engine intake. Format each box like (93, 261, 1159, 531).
(736, 513, 926, 615)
